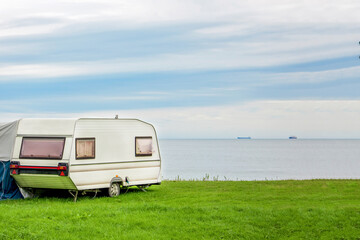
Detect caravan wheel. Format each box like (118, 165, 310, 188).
(108, 182, 120, 197)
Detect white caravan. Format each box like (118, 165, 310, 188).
(9, 118, 161, 198)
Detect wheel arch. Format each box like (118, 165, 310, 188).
(110, 177, 123, 187)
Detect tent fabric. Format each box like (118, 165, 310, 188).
(0, 121, 19, 162)
(0, 121, 23, 200)
(0, 161, 23, 200)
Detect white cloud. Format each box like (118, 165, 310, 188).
(1, 0, 360, 39)
(0, 64, 79, 78)
(1, 0, 359, 27)
(1, 100, 360, 139)
(0, 94, 165, 109)
(0, 0, 359, 79)
(0, 52, 262, 79)
(0, 22, 67, 38)
(256, 65, 360, 86)
(1, 47, 359, 82)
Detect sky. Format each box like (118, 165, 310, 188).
(0, 0, 360, 138)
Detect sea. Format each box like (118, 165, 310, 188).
(159, 139, 360, 181)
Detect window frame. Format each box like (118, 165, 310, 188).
(135, 136, 153, 157)
(19, 137, 66, 160)
(75, 138, 96, 160)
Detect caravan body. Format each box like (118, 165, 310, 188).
(10, 118, 161, 192)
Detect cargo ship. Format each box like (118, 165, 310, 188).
(289, 136, 297, 139)
(237, 137, 251, 139)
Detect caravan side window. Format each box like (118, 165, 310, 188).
(20, 137, 65, 159)
(76, 138, 95, 159)
(135, 137, 152, 156)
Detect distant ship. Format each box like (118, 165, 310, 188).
(237, 137, 251, 139)
(289, 136, 297, 139)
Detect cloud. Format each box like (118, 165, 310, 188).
(1, 47, 358, 81)
(2, 63, 360, 99)
(0, 21, 67, 38)
(1, 100, 360, 138)
(0, 93, 165, 111)
(0, 88, 223, 113)
(255, 65, 360, 86)
(0, 0, 359, 81)
(2, 1, 359, 30)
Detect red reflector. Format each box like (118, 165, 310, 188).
(12, 170, 17, 174)
(60, 171, 65, 176)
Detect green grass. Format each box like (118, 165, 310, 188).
(1, 180, 360, 239)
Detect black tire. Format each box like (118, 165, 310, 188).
(108, 182, 120, 197)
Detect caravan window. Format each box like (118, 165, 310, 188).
(76, 138, 95, 159)
(20, 137, 65, 159)
(135, 137, 153, 156)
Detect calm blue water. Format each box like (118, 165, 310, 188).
(159, 139, 360, 180)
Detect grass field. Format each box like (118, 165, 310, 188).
(1, 180, 360, 239)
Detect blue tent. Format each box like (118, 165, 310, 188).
(0, 121, 23, 200)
